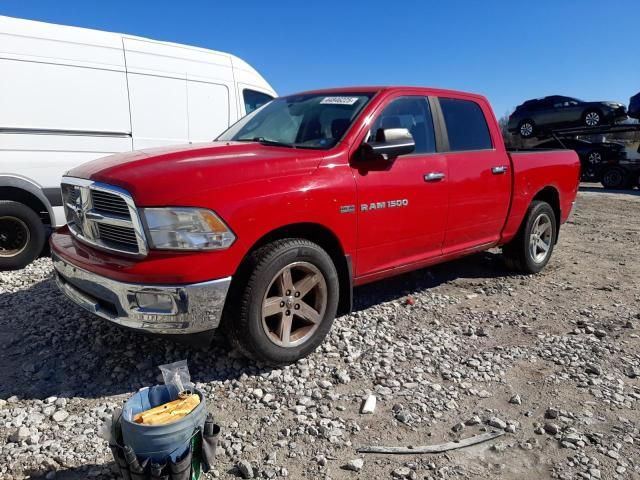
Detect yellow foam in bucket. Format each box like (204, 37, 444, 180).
(133, 392, 201, 426)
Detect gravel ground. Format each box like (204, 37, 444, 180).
(1, 186, 639, 480)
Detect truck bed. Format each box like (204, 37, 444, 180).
(501, 149, 580, 242)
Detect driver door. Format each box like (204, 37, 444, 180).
(350, 95, 448, 278)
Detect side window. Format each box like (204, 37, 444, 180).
(367, 96, 436, 154)
(440, 98, 492, 152)
(243, 89, 273, 114)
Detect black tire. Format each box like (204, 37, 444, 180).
(601, 167, 629, 189)
(223, 239, 339, 366)
(518, 120, 535, 138)
(583, 109, 602, 127)
(503, 201, 557, 274)
(0, 200, 46, 270)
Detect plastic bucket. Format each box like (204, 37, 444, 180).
(121, 385, 206, 462)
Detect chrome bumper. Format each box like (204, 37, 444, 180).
(52, 253, 231, 335)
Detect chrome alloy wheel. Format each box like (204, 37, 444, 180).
(585, 111, 600, 126)
(520, 122, 534, 137)
(0, 216, 30, 258)
(588, 151, 602, 164)
(261, 261, 328, 348)
(529, 213, 553, 263)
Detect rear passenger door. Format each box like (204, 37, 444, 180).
(533, 98, 557, 127)
(436, 97, 511, 253)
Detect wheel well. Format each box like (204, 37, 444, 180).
(239, 223, 352, 316)
(0, 187, 51, 224)
(533, 186, 560, 242)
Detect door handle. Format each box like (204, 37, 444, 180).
(491, 166, 508, 174)
(424, 172, 446, 182)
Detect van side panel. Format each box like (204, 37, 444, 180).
(1, 58, 131, 133)
(187, 80, 229, 142)
(0, 17, 133, 227)
(123, 38, 236, 148)
(0, 17, 130, 133)
(127, 73, 189, 149)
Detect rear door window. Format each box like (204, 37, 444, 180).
(243, 89, 274, 114)
(440, 98, 492, 152)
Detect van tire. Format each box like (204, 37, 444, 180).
(503, 201, 557, 274)
(223, 239, 339, 366)
(0, 200, 46, 270)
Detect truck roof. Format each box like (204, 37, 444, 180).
(293, 86, 489, 103)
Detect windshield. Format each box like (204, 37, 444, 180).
(217, 92, 375, 149)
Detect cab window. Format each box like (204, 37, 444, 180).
(367, 96, 436, 154)
(440, 98, 492, 152)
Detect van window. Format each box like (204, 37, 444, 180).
(367, 97, 436, 154)
(440, 98, 492, 151)
(244, 89, 273, 113)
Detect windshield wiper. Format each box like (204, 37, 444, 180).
(236, 137, 294, 148)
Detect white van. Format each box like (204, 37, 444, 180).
(0, 15, 276, 269)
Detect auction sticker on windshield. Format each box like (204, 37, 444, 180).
(320, 97, 360, 105)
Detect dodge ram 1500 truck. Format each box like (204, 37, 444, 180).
(51, 86, 580, 365)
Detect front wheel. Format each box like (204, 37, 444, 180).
(224, 239, 339, 365)
(503, 201, 557, 274)
(583, 109, 602, 127)
(0, 201, 46, 270)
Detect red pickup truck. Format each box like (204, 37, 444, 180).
(51, 87, 580, 365)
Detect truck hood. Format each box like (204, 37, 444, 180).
(66, 142, 325, 205)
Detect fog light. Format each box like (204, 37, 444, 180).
(135, 292, 175, 313)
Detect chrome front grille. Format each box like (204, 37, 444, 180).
(61, 177, 148, 257)
(91, 190, 131, 218)
(96, 223, 139, 251)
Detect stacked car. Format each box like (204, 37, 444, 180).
(507, 95, 627, 139)
(506, 93, 640, 189)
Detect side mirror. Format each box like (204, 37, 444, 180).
(360, 128, 415, 161)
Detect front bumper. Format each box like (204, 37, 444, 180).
(52, 253, 231, 335)
(607, 106, 628, 122)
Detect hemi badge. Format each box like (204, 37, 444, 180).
(340, 205, 355, 214)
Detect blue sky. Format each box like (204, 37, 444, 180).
(2, 0, 638, 119)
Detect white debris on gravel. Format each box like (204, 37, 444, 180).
(1, 192, 640, 479)
(360, 395, 376, 414)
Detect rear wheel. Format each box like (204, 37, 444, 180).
(601, 167, 628, 189)
(503, 201, 556, 274)
(518, 120, 535, 138)
(224, 239, 339, 365)
(0, 201, 46, 270)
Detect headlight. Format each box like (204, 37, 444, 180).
(142, 208, 236, 251)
